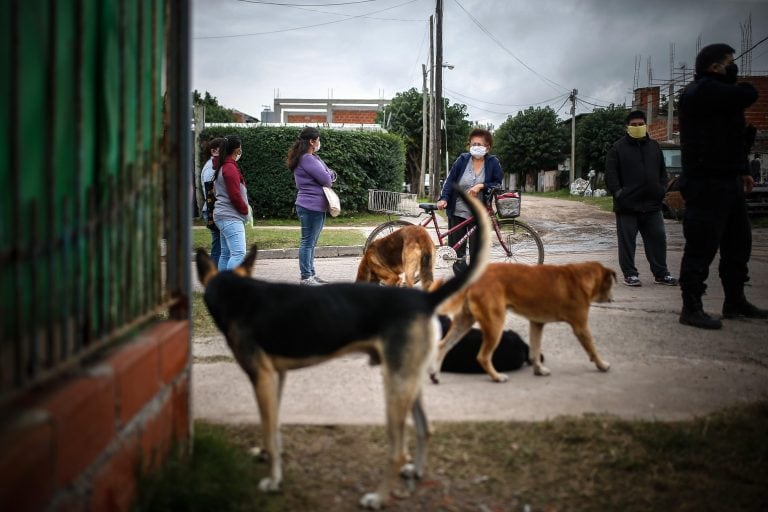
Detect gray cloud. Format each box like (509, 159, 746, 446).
(193, 0, 768, 127)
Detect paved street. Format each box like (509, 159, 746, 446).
(193, 196, 768, 424)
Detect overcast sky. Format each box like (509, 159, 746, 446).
(192, 0, 768, 128)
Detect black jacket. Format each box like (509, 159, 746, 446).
(605, 134, 667, 213)
(679, 73, 758, 177)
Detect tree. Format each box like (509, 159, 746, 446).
(378, 88, 470, 194)
(378, 88, 423, 192)
(193, 90, 238, 123)
(575, 105, 628, 177)
(494, 106, 567, 191)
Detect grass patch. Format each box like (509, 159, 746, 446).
(529, 188, 614, 213)
(192, 226, 368, 252)
(191, 292, 218, 338)
(133, 402, 768, 512)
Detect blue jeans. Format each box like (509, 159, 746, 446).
(203, 211, 221, 267)
(216, 218, 246, 271)
(296, 205, 325, 279)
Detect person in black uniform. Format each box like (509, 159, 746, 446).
(605, 110, 678, 288)
(677, 43, 767, 329)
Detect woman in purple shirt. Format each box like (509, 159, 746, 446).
(286, 127, 336, 285)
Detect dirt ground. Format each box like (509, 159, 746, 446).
(192, 195, 768, 425)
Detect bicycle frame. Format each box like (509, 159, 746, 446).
(416, 201, 509, 257)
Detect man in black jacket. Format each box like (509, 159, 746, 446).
(605, 110, 678, 287)
(677, 43, 767, 329)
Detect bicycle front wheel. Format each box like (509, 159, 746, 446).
(364, 220, 414, 251)
(490, 219, 544, 264)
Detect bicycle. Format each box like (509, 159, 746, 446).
(365, 187, 544, 268)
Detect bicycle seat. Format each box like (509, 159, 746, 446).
(419, 203, 439, 212)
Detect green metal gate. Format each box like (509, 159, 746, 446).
(0, 0, 191, 404)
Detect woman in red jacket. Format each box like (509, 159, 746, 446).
(212, 136, 250, 270)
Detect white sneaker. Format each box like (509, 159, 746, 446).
(312, 275, 330, 284)
(300, 276, 322, 286)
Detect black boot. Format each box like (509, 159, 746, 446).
(680, 292, 722, 330)
(722, 300, 768, 319)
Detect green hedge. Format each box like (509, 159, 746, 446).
(199, 126, 406, 218)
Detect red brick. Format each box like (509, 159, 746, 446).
(140, 394, 173, 471)
(42, 375, 116, 487)
(0, 414, 55, 512)
(156, 321, 190, 384)
(90, 432, 140, 512)
(109, 336, 161, 425)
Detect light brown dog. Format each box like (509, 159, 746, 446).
(356, 224, 435, 289)
(430, 261, 616, 383)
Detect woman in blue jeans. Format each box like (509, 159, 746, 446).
(286, 127, 336, 285)
(213, 136, 250, 270)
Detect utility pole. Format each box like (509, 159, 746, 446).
(428, 15, 436, 199)
(569, 88, 577, 185)
(420, 63, 428, 196)
(431, 0, 443, 200)
(667, 43, 674, 141)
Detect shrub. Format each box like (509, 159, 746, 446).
(199, 126, 406, 218)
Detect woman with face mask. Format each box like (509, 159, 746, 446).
(213, 135, 250, 270)
(437, 128, 503, 275)
(286, 126, 336, 285)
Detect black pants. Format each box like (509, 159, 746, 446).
(448, 215, 477, 261)
(615, 210, 669, 278)
(679, 175, 751, 302)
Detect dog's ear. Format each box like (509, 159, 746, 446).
(196, 249, 218, 287)
(233, 245, 258, 278)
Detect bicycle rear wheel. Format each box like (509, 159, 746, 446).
(364, 220, 414, 251)
(490, 219, 544, 264)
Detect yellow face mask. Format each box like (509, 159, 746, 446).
(627, 125, 647, 139)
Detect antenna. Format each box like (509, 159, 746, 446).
(633, 54, 641, 92)
(740, 14, 753, 75)
(647, 55, 653, 86)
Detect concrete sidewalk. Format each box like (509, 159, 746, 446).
(192, 202, 768, 424)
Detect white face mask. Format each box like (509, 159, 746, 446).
(314, 141, 321, 152)
(235, 149, 242, 162)
(470, 145, 487, 158)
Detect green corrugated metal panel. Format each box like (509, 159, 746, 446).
(1, 0, 190, 403)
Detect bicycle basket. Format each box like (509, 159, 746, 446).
(367, 189, 421, 217)
(495, 190, 521, 218)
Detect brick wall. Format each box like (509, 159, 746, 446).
(333, 110, 378, 124)
(286, 114, 327, 123)
(0, 320, 191, 512)
(745, 76, 768, 132)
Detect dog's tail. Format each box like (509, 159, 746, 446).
(426, 187, 490, 309)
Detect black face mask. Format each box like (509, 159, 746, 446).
(724, 62, 739, 83)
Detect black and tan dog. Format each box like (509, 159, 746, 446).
(195, 188, 490, 509)
(356, 224, 435, 289)
(431, 261, 615, 383)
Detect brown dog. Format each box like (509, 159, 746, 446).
(430, 261, 616, 383)
(356, 224, 435, 289)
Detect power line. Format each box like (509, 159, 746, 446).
(445, 87, 568, 108)
(451, 0, 569, 94)
(735, 34, 768, 60)
(237, 0, 378, 6)
(196, 0, 419, 39)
